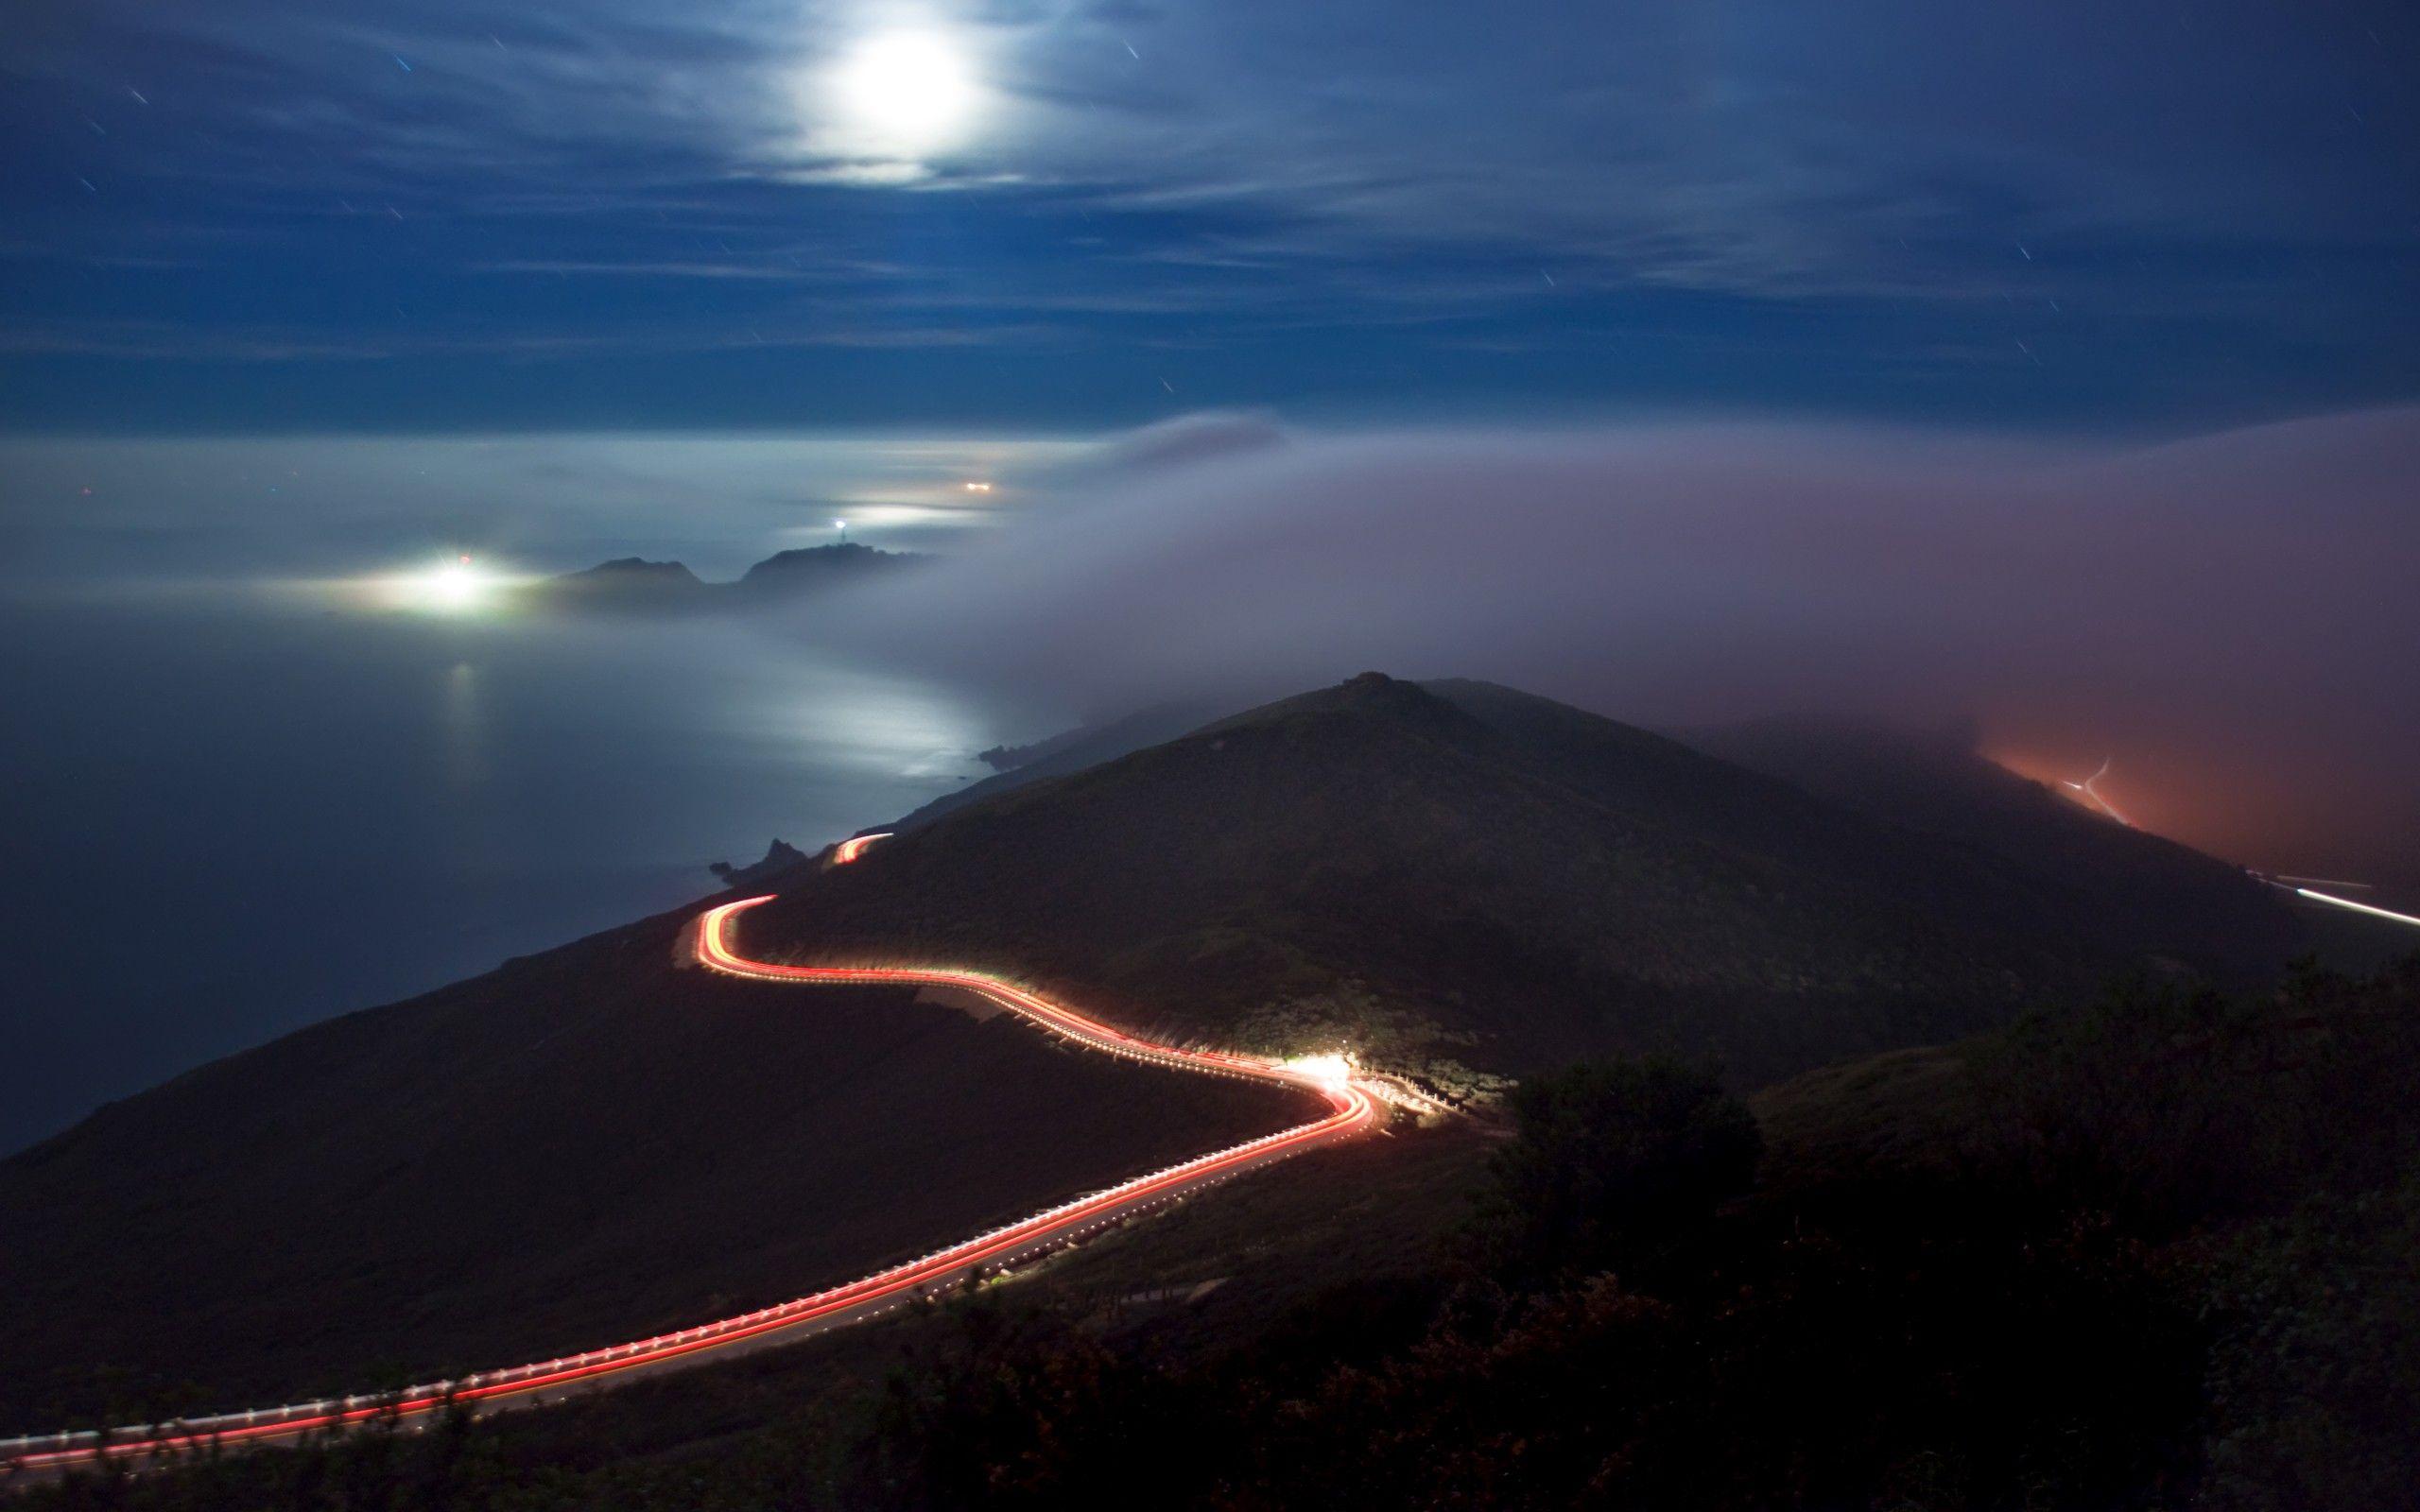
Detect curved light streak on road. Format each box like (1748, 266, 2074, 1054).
(2062, 757, 2132, 827)
(4, 892, 1375, 1474)
(833, 831, 893, 865)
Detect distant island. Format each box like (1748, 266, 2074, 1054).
(522, 542, 928, 615)
(707, 838, 811, 888)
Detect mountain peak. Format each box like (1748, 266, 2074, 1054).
(529, 557, 714, 613)
(737, 541, 919, 584)
(561, 557, 702, 584)
(1200, 671, 1480, 744)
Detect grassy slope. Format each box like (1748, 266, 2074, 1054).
(891, 700, 1222, 834)
(0, 1122, 1500, 1507)
(747, 675, 2303, 1085)
(1685, 713, 2324, 980)
(0, 902, 1309, 1426)
(872, 682, 2324, 991)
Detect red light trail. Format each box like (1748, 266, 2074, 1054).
(832, 831, 892, 864)
(3, 881, 1375, 1475)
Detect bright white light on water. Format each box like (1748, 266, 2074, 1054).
(395, 555, 510, 615)
(827, 30, 981, 159)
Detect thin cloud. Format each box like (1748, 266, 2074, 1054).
(21, 0, 2416, 301)
(8, 1, 2415, 426)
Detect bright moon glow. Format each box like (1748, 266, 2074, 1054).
(827, 30, 980, 158)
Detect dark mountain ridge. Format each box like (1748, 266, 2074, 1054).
(860, 681, 2324, 990)
(744, 674, 2314, 1089)
(734, 542, 925, 600)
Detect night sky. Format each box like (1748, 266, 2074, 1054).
(6, 1, 2418, 435)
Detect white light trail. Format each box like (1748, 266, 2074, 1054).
(2293, 887, 2420, 930)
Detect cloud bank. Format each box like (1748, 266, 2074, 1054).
(829, 407, 2420, 885)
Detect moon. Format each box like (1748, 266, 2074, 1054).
(828, 30, 980, 159)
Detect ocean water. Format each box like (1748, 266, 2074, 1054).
(0, 591, 1003, 1154)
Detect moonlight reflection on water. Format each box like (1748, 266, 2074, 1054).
(0, 591, 1011, 1153)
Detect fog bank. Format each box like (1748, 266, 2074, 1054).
(826, 408, 2420, 885)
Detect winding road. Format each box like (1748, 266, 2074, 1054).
(2, 853, 1379, 1474)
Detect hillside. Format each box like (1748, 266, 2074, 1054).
(892, 699, 1223, 833)
(742, 674, 2314, 1089)
(1683, 713, 2309, 980)
(874, 689, 2316, 988)
(2, 672, 2330, 1450)
(0, 901, 1308, 1426)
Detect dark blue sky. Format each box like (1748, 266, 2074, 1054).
(4, 0, 2416, 435)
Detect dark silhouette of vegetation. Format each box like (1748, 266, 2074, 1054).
(842, 1302, 1185, 1512)
(1972, 962, 2420, 1232)
(1472, 1055, 1760, 1284)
